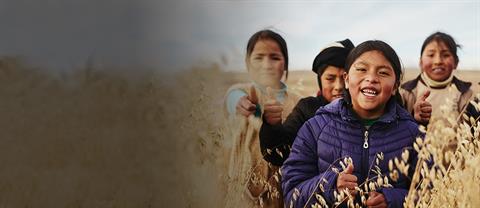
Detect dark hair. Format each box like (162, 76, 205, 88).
(246, 29, 289, 79)
(316, 65, 328, 90)
(343, 40, 404, 107)
(313, 39, 354, 90)
(421, 31, 461, 65)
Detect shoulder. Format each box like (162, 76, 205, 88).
(296, 113, 330, 143)
(400, 75, 421, 91)
(452, 76, 472, 94)
(306, 100, 343, 130)
(226, 82, 252, 94)
(225, 83, 251, 102)
(394, 103, 421, 135)
(298, 96, 318, 104)
(395, 103, 413, 119)
(296, 96, 326, 108)
(317, 98, 343, 115)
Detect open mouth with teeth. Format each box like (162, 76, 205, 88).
(432, 67, 446, 74)
(361, 87, 378, 97)
(332, 94, 343, 99)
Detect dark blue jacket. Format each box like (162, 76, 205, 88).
(282, 98, 420, 207)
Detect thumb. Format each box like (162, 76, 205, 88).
(419, 90, 430, 101)
(343, 163, 354, 174)
(248, 85, 259, 104)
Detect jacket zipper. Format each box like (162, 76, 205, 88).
(362, 129, 369, 185)
(363, 130, 369, 149)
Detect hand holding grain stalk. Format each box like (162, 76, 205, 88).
(365, 191, 387, 208)
(413, 90, 432, 125)
(336, 163, 358, 196)
(236, 86, 259, 117)
(263, 87, 283, 125)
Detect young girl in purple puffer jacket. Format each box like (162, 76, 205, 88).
(282, 40, 421, 208)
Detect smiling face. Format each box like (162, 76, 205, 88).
(344, 50, 398, 119)
(246, 39, 285, 89)
(320, 66, 345, 102)
(420, 40, 457, 82)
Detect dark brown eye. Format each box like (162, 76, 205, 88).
(356, 68, 366, 72)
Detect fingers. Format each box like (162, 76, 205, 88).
(263, 88, 282, 125)
(236, 105, 254, 116)
(337, 163, 358, 196)
(418, 104, 432, 119)
(414, 98, 432, 124)
(264, 102, 283, 112)
(236, 96, 256, 117)
(240, 97, 256, 111)
(366, 192, 387, 208)
(263, 102, 283, 125)
(419, 90, 430, 101)
(337, 182, 358, 196)
(417, 101, 432, 109)
(339, 182, 358, 190)
(344, 163, 354, 174)
(249, 85, 259, 104)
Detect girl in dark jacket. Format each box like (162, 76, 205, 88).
(260, 39, 354, 166)
(282, 40, 421, 208)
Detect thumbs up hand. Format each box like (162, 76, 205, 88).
(263, 87, 283, 125)
(236, 86, 258, 117)
(337, 163, 358, 196)
(413, 90, 432, 125)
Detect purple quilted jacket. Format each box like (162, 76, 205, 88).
(282, 98, 420, 208)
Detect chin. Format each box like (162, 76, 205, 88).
(429, 73, 449, 81)
(258, 81, 278, 88)
(359, 103, 381, 111)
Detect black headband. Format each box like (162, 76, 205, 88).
(312, 39, 354, 75)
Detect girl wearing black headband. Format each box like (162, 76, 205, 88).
(260, 39, 354, 166)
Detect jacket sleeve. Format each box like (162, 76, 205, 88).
(260, 99, 310, 166)
(281, 118, 338, 207)
(380, 188, 407, 207)
(225, 89, 247, 115)
(380, 122, 424, 208)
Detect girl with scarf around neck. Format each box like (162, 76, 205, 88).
(400, 32, 479, 125)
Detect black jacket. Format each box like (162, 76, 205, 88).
(259, 95, 329, 166)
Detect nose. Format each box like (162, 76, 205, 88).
(364, 71, 379, 83)
(333, 77, 344, 92)
(433, 54, 443, 65)
(262, 59, 274, 70)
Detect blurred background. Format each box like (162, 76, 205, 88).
(1, 0, 479, 72)
(0, 0, 478, 207)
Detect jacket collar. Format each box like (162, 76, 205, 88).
(316, 95, 330, 106)
(319, 98, 412, 124)
(401, 75, 471, 93)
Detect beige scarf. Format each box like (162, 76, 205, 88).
(420, 72, 454, 88)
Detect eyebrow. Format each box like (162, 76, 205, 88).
(355, 61, 392, 70)
(354, 61, 368, 66)
(425, 49, 451, 53)
(252, 52, 282, 56)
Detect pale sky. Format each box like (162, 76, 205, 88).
(1, 0, 479, 71)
